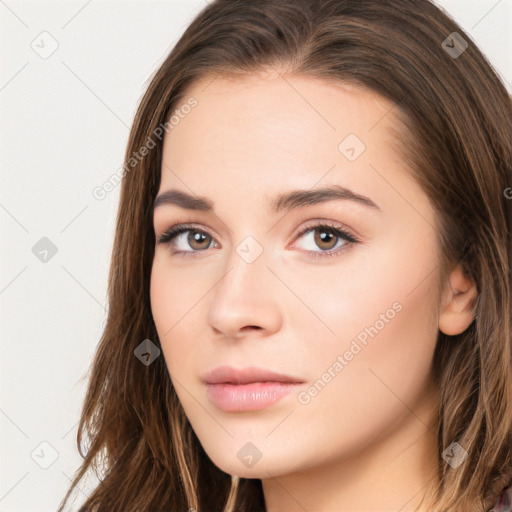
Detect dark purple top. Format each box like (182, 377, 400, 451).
(491, 486, 512, 512)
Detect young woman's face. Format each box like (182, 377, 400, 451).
(150, 72, 443, 480)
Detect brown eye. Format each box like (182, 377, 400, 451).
(293, 221, 359, 260)
(157, 224, 217, 256)
(186, 230, 212, 250)
(313, 227, 339, 251)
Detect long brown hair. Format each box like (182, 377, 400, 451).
(58, 1, 512, 510)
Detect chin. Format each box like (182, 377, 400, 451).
(199, 441, 290, 478)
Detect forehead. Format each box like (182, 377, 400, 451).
(164, 73, 399, 156)
(157, 73, 421, 217)
(168, 72, 396, 147)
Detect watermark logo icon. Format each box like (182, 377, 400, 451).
(134, 339, 161, 366)
(31, 31, 59, 59)
(236, 236, 263, 264)
(30, 441, 59, 469)
(442, 441, 468, 468)
(237, 442, 263, 468)
(442, 32, 468, 59)
(338, 133, 366, 162)
(32, 237, 58, 263)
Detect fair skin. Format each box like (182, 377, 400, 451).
(150, 70, 477, 512)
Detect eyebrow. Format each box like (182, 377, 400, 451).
(153, 185, 381, 215)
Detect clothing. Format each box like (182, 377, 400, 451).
(491, 486, 512, 512)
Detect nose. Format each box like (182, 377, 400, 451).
(206, 242, 283, 340)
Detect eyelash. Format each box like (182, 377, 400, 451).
(157, 219, 360, 261)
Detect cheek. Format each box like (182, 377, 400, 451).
(307, 286, 439, 443)
(287, 228, 441, 422)
(283, 272, 440, 473)
(277, 226, 440, 364)
(296, 234, 440, 438)
(149, 259, 202, 374)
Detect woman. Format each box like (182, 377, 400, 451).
(58, 0, 512, 511)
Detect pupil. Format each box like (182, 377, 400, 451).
(316, 228, 336, 249)
(190, 231, 209, 248)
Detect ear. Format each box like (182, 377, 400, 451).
(438, 264, 478, 336)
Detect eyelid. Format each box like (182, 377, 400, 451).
(288, 210, 362, 243)
(288, 218, 359, 247)
(157, 215, 361, 262)
(156, 218, 218, 242)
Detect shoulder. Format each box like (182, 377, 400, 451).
(492, 486, 512, 512)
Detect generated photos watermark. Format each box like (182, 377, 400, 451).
(92, 96, 198, 201)
(297, 300, 403, 405)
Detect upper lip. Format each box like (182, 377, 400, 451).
(201, 365, 305, 385)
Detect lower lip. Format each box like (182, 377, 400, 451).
(205, 382, 301, 412)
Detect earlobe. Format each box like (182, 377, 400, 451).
(438, 264, 478, 336)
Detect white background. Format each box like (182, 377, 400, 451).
(1, 1, 511, 510)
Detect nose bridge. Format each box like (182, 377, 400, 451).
(206, 231, 283, 336)
(218, 233, 270, 297)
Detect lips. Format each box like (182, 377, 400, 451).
(201, 365, 305, 385)
(201, 365, 305, 412)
